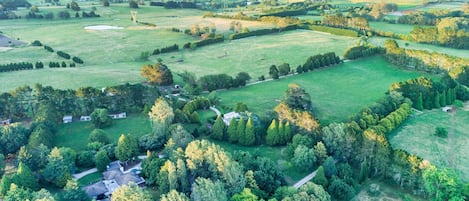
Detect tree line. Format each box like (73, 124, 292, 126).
(343, 45, 385, 60)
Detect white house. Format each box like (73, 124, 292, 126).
(223, 111, 240, 125)
(442, 106, 453, 112)
(63, 115, 73, 123)
(109, 112, 126, 119)
(80, 116, 91, 121)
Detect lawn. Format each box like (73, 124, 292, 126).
(369, 37, 469, 59)
(54, 113, 151, 151)
(155, 29, 357, 79)
(77, 172, 102, 187)
(389, 108, 469, 181)
(209, 139, 308, 185)
(369, 21, 416, 35)
(217, 56, 426, 124)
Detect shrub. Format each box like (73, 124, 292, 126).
(57, 51, 71, 59)
(44, 45, 54, 52)
(434, 127, 448, 138)
(72, 56, 84, 64)
(31, 40, 42, 46)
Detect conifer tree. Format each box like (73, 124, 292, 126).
(236, 117, 246, 144)
(242, 117, 255, 146)
(278, 121, 285, 145)
(312, 166, 328, 188)
(416, 93, 424, 110)
(211, 115, 225, 141)
(266, 119, 279, 146)
(227, 118, 238, 143)
(434, 92, 440, 108)
(284, 122, 292, 143)
(440, 90, 447, 106)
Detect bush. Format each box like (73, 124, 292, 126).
(302, 25, 359, 37)
(44, 45, 54, 52)
(31, 40, 42, 46)
(129, 0, 139, 8)
(72, 56, 84, 64)
(434, 127, 448, 138)
(57, 51, 71, 59)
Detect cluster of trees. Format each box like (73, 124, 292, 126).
(25, 10, 99, 19)
(397, 10, 466, 26)
(203, 12, 257, 21)
(228, 24, 298, 40)
(183, 35, 224, 49)
(57, 51, 70, 59)
(0, 62, 34, 72)
(409, 17, 469, 49)
(390, 76, 468, 110)
(150, 1, 196, 9)
(384, 39, 469, 76)
(152, 44, 179, 55)
(301, 24, 359, 37)
(0, 83, 158, 121)
(198, 72, 251, 91)
(48, 61, 76, 68)
(265, 119, 292, 146)
(140, 62, 174, 85)
(42, 43, 84, 64)
(269, 63, 291, 79)
(301, 52, 340, 72)
(211, 115, 257, 146)
(322, 15, 369, 31)
(343, 45, 385, 60)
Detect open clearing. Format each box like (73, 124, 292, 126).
(389, 109, 469, 181)
(369, 22, 417, 35)
(156, 29, 357, 78)
(54, 114, 151, 152)
(217, 56, 426, 124)
(369, 37, 469, 59)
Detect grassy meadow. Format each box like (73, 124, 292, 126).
(217, 56, 426, 124)
(54, 113, 151, 151)
(389, 109, 469, 181)
(369, 21, 417, 35)
(155, 30, 357, 79)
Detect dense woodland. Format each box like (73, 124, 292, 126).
(1, 0, 469, 200)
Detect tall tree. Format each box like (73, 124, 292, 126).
(269, 65, 279, 80)
(312, 166, 328, 188)
(422, 166, 464, 201)
(227, 118, 238, 143)
(323, 157, 337, 178)
(42, 147, 73, 188)
(191, 178, 228, 201)
(141, 63, 174, 85)
(11, 163, 39, 190)
(176, 159, 190, 194)
(241, 117, 255, 146)
(211, 115, 225, 141)
(415, 93, 424, 110)
(314, 142, 328, 165)
(292, 145, 316, 171)
(95, 149, 111, 172)
(57, 180, 89, 201)
(111, 183, 152, 201)
(278, 121, 285, 145)
(283, 122, 292, 143)
(149, 98, 174, 142)
(265, 119, 279, 146)
(236, 117, 246, 144)
(115, 134, 138, 164)
(231, 188, 259, 201)
(90, 108, 112, 129)
(161, 190, 189, 201)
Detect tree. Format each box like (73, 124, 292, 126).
(283, 83, 312, 110)
(440, 90, 447, 106)
(176, 159, 190, 194)
(129, 0, 139, 8)
(292, 145, 316, 171)
(227, 118, 238, 143)
(57, 180, 89, 201)
(11, 163, 39, 190)
(102, 0, 109, 6)
(265, 119, 279, 146)
(423, 166, 464, 201)
(232, 188, 259, 201)
(95, 149, 111, 172)
(33, 189, 55, 201)
(314, 142, 328, 165)
(211, 115, 225, 141)
(141, 63, 173, 85)
(149, 98, 174, 143)
(282, 122, 292, 144)
(327, 178, 354, 201)
(434, 92, 441, 108)
(236, 117, 246, 144)
(323, 157, 337, 178)
(269, 65, 279, 79)
(112, 183, 152, 201)
(161, 190, 189, 201)
(88, 129, 110, 144)
(70, 1, 80, 11)
(234, 102, 248, 113)
(0, 176, 12, 196)
(42, 147, 73, 188)
(0, 154, 4, 178)
(3, 184, 33, 201)
(415, 93, 424, 110)
(191, 178, 228, 201)
(241, 117, 255, 146)
(283, 182, 331, 201)
(435, 127, 448, 138)
(312, 166, 328, 188)
(115, 134, 138, 164)
(90, 108, 112, 128)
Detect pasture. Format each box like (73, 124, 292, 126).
(155, 29, 357, 79)
(369, 37, 469, 59)
(54, 114, 151, 152)
(217, 56, 425, 124)
(369, 22, 416, 35)
(389, 109, 469, 181)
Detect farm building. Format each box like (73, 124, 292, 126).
(80, 116, 91, 121)
(84, 161, 145, 200)
(109, 112, 127, 119)
(442, 106, 453, 112)
(0, 118, 11, 126)
(63, 115, 73, 123)
(223, 111, 240, 125)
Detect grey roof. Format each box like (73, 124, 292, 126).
(103, 169, 144, 186)
(84, 181, 107, 197)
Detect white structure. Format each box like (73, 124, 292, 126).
(442, 106, 453, 112)
(63, 115, 73, 123)
(0, 118, 10, 126)
(109, 112, 127, 119)
(80, 116, 91, 121)
(223, 111, 240, 125)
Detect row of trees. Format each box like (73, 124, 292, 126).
(0, 62, 34, 72)
(409, 17, 469, 49)
(198, 72, 251, 91)
(343, 45, 385, 60)
(152, 44, 179, 55)
(211, 115, 257, 146)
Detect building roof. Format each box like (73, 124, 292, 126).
(103, 169, 145, 186)
(63, 115, 73, 120)
(84, 181, 107, 197)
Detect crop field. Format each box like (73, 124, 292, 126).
(217, 56, 426, 124)
(54, 114, 151, 152)
(416, 2, 465, 12)
(0, 4, 275, 92)
(155, 29, 357, 79)
(369, 37, 469, 59)
(389, 109, 469, 181)
(369, 22, 416, 35)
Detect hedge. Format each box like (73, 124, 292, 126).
(259, 9, 307, 17)
(229, 25, 298, 40)
(301, 24, 359, 37)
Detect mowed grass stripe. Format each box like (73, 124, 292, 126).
(217, 56, 425, 124)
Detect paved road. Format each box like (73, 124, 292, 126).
(209, 106, 221, 116)
(293, 169, 318, 189)
(73, 168, 98, 179)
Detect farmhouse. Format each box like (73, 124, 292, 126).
(84, 161, 145, 200)
(63, 115, 73, 123)
(223, 111, 240, 125)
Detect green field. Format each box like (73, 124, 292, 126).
(156, 30, 357, 79)
(369, 37, 469, 59)
(217, 56, 426, 124)
(389, 109, 469, 181)
(369, 21, 417, 35)
(77, 172, 102, 187)
(54, 114, 151, 151)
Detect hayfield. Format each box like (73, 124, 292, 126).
(217, 56, 425, 124)
(369, 22, 416, 35)
(54, 114, 151, 152)
(369, 37, 469, 59)
(155, 29, 357, 78)
(389, 109, 469, 181)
